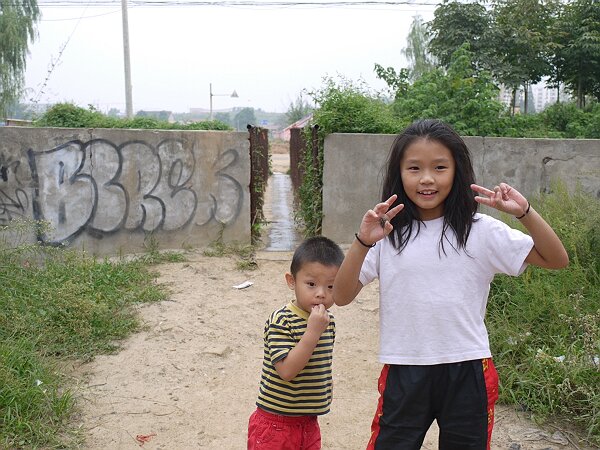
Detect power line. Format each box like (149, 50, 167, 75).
(29, 3, 91, 105)
(34, 0, 442, 7)
(40, 9, 121, 20)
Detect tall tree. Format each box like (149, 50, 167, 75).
(546, 0, 568, 103)
(0, 0, 40, 117)
(392, 44, 503, 136)
(214, 111, 232, 125)
(553, 0, 600, 107)
(427, 1, 492, 71)
(285, 94, 313, 125)
(402, 15, 436, 81)
(490, 0, 555, 114)
(374, 64, 410, 99)
(233, 107, 256, 131)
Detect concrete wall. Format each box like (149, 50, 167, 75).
(322, 133, 600, 244)
(0, 127, 250, 255)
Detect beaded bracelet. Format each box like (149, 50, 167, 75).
(516, 202, 531, 219)
(355, 233, 376, 248)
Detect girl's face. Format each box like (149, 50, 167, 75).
(400, 138, 456, 221)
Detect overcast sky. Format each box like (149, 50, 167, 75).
(24, 1, 436, 114)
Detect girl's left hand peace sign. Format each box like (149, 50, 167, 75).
(471, 183, 529, 217)
(358, 194, 404, 246)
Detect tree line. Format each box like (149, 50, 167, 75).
(422, 0, 599, 111)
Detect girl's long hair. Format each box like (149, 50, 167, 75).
(382, 119, 478, 254)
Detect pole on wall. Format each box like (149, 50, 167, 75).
(121, 0, 133, 118)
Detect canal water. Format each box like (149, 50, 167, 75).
(262, 154, 302, 252)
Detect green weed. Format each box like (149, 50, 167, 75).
(137, 233, 187, 265)
(488, 183, 600, 443)
(0, 224, 168, 447)
(203, 235, 258, 271)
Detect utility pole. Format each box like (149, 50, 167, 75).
(121, 0, 133, 118)
(210, 83, 213, 121)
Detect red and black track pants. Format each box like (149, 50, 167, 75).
(367, 358, 499, 450)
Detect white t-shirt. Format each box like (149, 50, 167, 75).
(359, 213, 534, 365)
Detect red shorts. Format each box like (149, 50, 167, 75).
(247, 407, 321, 450)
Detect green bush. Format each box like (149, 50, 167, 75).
(492, 113, 562, 138)
(539, 102, 590, 138)
(179, 120, 231, 131)
(488, 184, 600, 443)
(33, 103, 232, 131)
(309, 76, 399, 135)
(582, 103, 600, 139)
(542, 102, 585, 134)
(391, 45, 504, 137)
(33, 103, 115, 128)
(297, 77, 399, 236)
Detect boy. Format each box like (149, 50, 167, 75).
(248, 236, 345, 450)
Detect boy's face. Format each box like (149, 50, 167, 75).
(285, 262, 338, 314)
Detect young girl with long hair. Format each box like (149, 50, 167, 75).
(333, 119, 568, 450)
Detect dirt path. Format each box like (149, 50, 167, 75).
(73, 149, 595, 450)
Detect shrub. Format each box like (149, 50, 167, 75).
(309, 76, 398, 135)
(34, 103, 232, 131)
(33, 103, 115, 128)
(540, 102, 589, 138)
(296, 77, 399, 236)
(391, 45, 504, 137)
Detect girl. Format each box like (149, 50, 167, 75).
(333, 119, 568, 450)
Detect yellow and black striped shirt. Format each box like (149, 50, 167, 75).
(256, 302, 335, 416)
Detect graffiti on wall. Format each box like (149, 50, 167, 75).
(0, 152, 30, 223)
(0, 138, 243, 245)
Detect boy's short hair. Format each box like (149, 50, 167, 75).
(290, 236, 344, 276)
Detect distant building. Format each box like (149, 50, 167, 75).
(498, 84, 515, 108)
(531, 81, 570, 111)
(189, 108, 210, 115)
(276, 114, 313, 142)
(498, 79, 571, 113)
(5, 119, 33, 127)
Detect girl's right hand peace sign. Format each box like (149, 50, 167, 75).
(357, 194, 404, 246)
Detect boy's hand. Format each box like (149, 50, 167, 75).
(274, 304, 332, 381)
(307, 304, 330, 335)
(471, 183, 528, 217)
(358, 194, 405, 246)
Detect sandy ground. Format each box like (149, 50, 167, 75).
(72, 149, 596, 450)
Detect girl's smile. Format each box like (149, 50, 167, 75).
(400, 138, 456, 221)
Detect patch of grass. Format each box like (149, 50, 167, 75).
(0, 338, 77, 449)
(203, 239, 258, 271)
(236, 258, 259, 271)
(139, 233, 187, 265)
(488, 183, 600, 444)
(139, 250, 186, 265)
(0, 225, 168, 448)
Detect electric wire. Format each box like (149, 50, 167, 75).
(31, 0, 443, 7)
(29, 2, 92, 106)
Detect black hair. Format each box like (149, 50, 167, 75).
(381, 119, 478, 254)
(290, 236, 344, 276)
